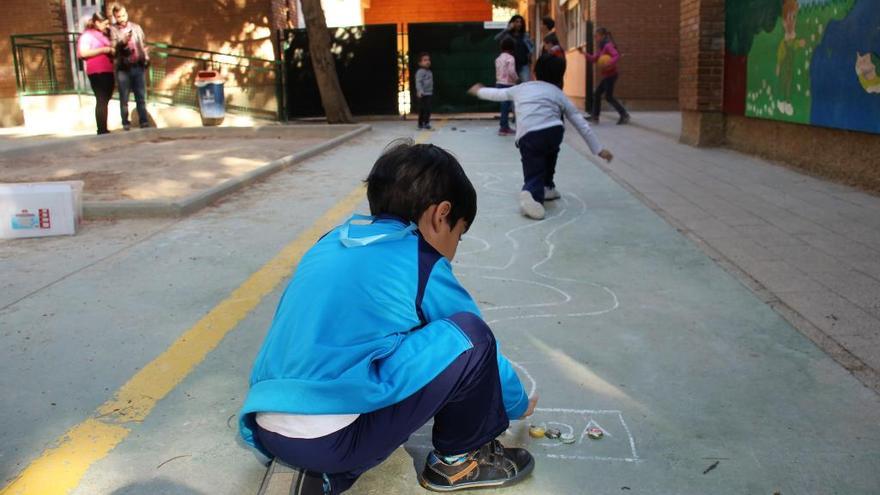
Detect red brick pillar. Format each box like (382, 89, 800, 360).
(679, 0, 724, 146)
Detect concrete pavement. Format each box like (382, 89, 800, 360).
(1, 120, 879, 495)
(570, 112, 880, 393)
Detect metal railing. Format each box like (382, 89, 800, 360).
(10, 33, 82, 95)
(147, 42, 283, 119)
(10, 32, 284, 120)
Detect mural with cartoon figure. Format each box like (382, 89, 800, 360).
(725, 0, 880, 134)
(856, 52, 880, 94)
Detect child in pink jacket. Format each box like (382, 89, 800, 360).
(495, 37, 519, 136)
(579, 27, 630, 125)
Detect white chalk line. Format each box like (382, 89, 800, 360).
(457, 274, 572, 311)
(451, 154, 636, 464)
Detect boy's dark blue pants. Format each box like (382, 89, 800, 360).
(254, 312, 510, 494)
(418, 95, 432, 126)
(518, 125, 564, 203)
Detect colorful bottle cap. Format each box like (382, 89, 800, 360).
(528, 425, 546, 438)
(544, 428, 561, 439)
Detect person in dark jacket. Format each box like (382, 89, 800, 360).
(495, 14, 534, 83)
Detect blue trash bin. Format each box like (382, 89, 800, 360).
(195, 70, 225, 126)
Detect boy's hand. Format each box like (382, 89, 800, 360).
(467, 83, 484, 96)
(598, 149, 613, 163)
(520, 394, 539, 419)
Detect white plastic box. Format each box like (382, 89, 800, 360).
(0, 181, 83, 239)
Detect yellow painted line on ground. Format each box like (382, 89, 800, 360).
(1, 126, 440, 495)
(1, 187, 365, 495)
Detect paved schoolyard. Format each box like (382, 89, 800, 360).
(1, 121, 878, 495)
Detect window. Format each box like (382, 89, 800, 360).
(566, 2, 585, 50)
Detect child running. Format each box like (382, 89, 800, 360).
(469, 54, 613, 220)
(239, 140, 538, 494)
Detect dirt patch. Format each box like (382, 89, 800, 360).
(0, 135, 327, 201)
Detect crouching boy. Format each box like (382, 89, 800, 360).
(239, 140, 538, 494)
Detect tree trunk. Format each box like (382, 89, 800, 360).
(300, 0, 353, 123)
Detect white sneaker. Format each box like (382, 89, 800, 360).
(519, 191, 545, 220)
(544, 187, 561, 200)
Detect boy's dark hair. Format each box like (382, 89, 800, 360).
(542, 16, 555, 31)
(418, 52, 430, 61)
(543, 33, 560, 45)
(365, 139, 476, 230)
(500, 36, 515, 53)
(535, 54, 565, 88)
(508, 14, 526, 33)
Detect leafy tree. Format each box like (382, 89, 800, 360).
(300, 0, 353, 123)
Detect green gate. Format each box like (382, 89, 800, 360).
(407, 22, 504, 113)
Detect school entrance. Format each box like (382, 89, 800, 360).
(281, 22, 504, 118)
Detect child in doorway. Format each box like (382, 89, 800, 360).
(496, 37, 519, 136)
(239, 140, 538, 495)
(415, 52, 434, 129)
(469, 55, 613, 220)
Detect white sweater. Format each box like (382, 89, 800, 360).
(476, 81, 602, 154)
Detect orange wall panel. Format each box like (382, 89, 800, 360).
(364, 0, 492, 25)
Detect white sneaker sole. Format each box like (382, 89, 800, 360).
(519, 191, 545, 220)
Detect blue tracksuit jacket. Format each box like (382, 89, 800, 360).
(239, 215, 528, 452)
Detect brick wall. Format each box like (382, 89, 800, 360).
(679, 0, 723, 112)
(364, 0, 492, 25)
(0, 0, 67, 125)
(122, 1, 277, 59)
(559, 0, 679, 110)
(679, 0, 725, 145)
(597, 0, 679, 102)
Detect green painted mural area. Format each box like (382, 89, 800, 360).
(745, 0, 854, 123)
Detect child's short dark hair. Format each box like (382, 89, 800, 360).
(418, 52, 430, 60)
(542, 16, 555, 31)
(535, 54, 565, 88)
(366, 139, 476, 230)
(500, 37, 515, 53)
(543, 33, 560, 45)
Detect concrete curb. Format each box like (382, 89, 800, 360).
(81, 124, 371, 219)
(567, 130, 880, 396)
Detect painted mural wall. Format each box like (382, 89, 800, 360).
(724, 0, 880, 134)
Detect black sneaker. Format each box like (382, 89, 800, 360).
(257, 458, 329, 495)
(418, 440, 534, 492)
(123, 123, 131, 131)
(617, 114, 630, 125)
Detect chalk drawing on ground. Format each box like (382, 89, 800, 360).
(419, 151, 639, 463)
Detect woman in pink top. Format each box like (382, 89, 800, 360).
(495, 37, 518, 135)
(579, 27, 630, 125)
(77, 12, 115, 134)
